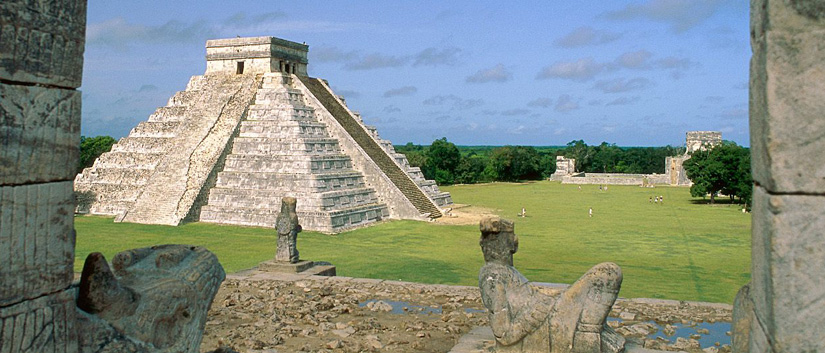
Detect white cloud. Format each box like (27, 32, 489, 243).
(383, 86, 418, 97)
(537, 58, 604, 81)
(554, 26, 622, 48)
(413, 47, 462, 67)
(502, 109, 531, 116)
(527, 97, 553, 108)
(593, 77, 651, 93)
(344, 53, 409, 70)
(606, 96, 641, 106)
(466, 64, 513, 83)
(555, 95, 580, 112)
(615, 50, 653, 69)
(311, 46, 359, 63)
(422, 94, 484, 110)
(604, 0, 724, 33)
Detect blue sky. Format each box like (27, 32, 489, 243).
(82, 0, 750, 147)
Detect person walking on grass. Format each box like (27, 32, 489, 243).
(589, 207, 593, 218)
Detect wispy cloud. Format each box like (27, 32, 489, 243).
(222, 11, 287, 27)
(466, 64, 513, 83)
(615, 50, 653, 69)
(413, 47, 462, 67)
(87, 17, 215, 49)
(537, 58, 604, 81)
(344, 53, 409, 70)
(383, 105, 401, 113)
(606, 96, 641, 106)
(423, 94, 483, 110)
(528, 97, 553, 108)
(555, 94, 580, 112)
(554, 26, 622, 48)
(603, 0, 724, 33)
(383, 86, 418, 98)
(501, 109, 531, 116)
(311, 46, 359, 63)
(593, 77, 651, 93)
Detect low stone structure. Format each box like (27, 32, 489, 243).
(75, 36, 451, 233)
(559, 173, 669, 186)
(478, 217, 625, 353)
(553, 131, 720, 187)
(549, 156, 576, 181)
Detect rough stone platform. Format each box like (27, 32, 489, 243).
(258, 259, 336, 276)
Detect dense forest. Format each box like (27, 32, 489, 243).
(395, 138, 685, 185)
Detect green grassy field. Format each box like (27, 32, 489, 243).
(74, 181, 751, 303)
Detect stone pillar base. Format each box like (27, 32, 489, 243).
(258, 260, 336, 276)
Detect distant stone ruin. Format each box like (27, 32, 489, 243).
(75, 36, 452, 233)
(664, 131, 722, 186)
(548, 156, 576, 181)
(552, 131, 720, 187)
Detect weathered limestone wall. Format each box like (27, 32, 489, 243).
(0, 0, 85, 351)
(206, 37, 308, 76)
(732, 1, 825, 352)
(560, 173, 669, 186)
(685, 131, 722, 154)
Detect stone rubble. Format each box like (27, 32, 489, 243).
(199, 273, 733, 353)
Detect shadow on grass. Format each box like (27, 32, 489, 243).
(688, 198, 745, 206)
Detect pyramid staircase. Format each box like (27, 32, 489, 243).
(74, 74, 259, 224)
(298, 76, 443, 217)
(198, 74, 390, 232)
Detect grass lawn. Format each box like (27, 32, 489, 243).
(74, 180, 751, 303)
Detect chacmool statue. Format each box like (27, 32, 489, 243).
(478, 217, 625, 353)
(76, 245, 225, 353)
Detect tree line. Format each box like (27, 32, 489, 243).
(396, 138, 686, 185)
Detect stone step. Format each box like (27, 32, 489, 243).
(75, 167, 153, 185)
(92, 151, 164, 169)
(206, 187, 380, 211)
(214, 171, 366, 192)
(199, 202, 388, 233)
(128, 121, 180, 138)
(148, 106, 187, 122)
(298, 76, 442, 217)
(239, 121, 328, 138)
(109, 136, 174, 154)
(222, 154, 352, 173)
(246, 107, 317, 122)
(231, 137, 340, 155)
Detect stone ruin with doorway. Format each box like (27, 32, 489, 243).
(74, 36, 452, 233)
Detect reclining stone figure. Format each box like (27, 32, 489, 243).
(76, 244, 225, 353)
(478, 217, 625, 353)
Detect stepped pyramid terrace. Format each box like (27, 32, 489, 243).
(75, 36, 452, 233)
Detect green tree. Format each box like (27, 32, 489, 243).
(78, 135, 116, 174)
(683, 142, 751, 205)
(489, 146, 542, 182)
(424, 137, 461, 185)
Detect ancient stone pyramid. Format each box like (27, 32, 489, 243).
(75, 36, 452, 233)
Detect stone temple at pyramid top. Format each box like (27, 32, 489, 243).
(205, 36, 309, 76)
(75, 36, 452, 233)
